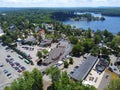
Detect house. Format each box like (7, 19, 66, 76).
(40, 39, 52, 47)
(43, 47, 64, 65)
(35, 26, 45, 40)
(42, 40, 69, 65)
(58, 40, 69, 48)
(24, 36, 36, 43)
(35, 26, 41, 33)
(9, 25, 15, 31)
(0, 27, 5, 36)
(45, 24, 53, 30)
(39, 29, 45, 40)
(69, 55, 98, 81)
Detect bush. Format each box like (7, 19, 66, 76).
(64, 61, 69, 68)
(69, 57, 73, 64)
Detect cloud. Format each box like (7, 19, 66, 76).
(0, 0, 120, 7)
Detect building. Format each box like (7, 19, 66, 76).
(35, 26, 41, 33)
(24, 36, 36, 43)
(69, 55, 98, 81)
(35, 26, 45, 40)
(42, 40, 69, 65)
(9, 25, 15, 31)
(58, 40, 69, 48)
(39, 29, 45, 40)
(45, 24, 53, 30)
(40, 39, 52, 47)
(43, 47, 64, 65)
(0, 27, 5, 36)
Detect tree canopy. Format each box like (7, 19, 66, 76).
(4, 68, 43, 90)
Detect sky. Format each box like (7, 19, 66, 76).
(0, 0, 120, 7)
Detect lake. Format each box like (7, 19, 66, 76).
(63, 13, 120, 34)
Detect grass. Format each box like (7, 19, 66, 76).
(105, 69, 119, 80)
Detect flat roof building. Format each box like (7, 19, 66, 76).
(69, 55, 98, 81)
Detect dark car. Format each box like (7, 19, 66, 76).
(7, 55, 11, 58)
(6, 47, 10, 50)
(18, 69, 22, 73)
(10, 63, 15, 67)
(15, 62, 21, 67)
(6, 58, 9, 62)
(21, 66, 26, 71)
(0, 64, 4, 67)
(3, 70, 8, 74)
(14, 67, 19, 70)
(7, 73, 11, 77)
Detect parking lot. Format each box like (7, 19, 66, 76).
(16, 43, 58, 64)
(0, 43, 34, 88)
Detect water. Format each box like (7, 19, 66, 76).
(63, 13, 120, 34)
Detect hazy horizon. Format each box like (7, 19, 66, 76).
(0, 0, 120, 7)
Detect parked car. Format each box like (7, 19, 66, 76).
(15, 62, 20, 67)
(3, 70, 8, 74)
(21, 66, 26, 71)
(7, 73, 11, 77)
(14, 67, 19, 70)
(7, 55, 11, 58)
(18, 69, 22, 73)
(0, 64, 4, 67)
(6, 58, 9, 62)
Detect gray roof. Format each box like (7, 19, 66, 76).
(43, 47, 64, 65)
(70, 55, 98, 81)
(58, 40, 68, 48)
(40, 39, 52, 46)
(24, 36, 36, 42)
(35, 26, 41, 32)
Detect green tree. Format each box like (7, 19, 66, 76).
(85, 28, 92, 38)
(117, 32, 120, 36)
(4, 68, 43, 90)
(90, 46, 100, 56)
(72, 44, 84, 57)
(94, 35, 102, 44)
(31, 68, 43, 90)
(69, 36, 78, 44)
(69, 57, 74, 64)
(64, 61, 69, 68)
(36, 51, 42, 59)
(42, 49, 49, 56)
(46, 66, 61, 89)
(82, 39, 94, 53)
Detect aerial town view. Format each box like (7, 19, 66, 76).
(0, 0, 120, 90)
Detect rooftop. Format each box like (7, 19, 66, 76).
(43, 47, 64, 65)
(70, 55, 98, 81)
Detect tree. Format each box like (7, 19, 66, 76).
(4, 68, 43, 90)
(36, 51, 42, 59)
(42, 49, 48, 56)
(72, 44, 84, 57)
(90, 46, 100, 56)
(105, 78, 120, 90)
(64, 61, 69, 68)
(82, 39, 94, 53)
(69, 36, 78, 44)
(94, 35, 102, 44)
(117, 32, 120, 36)
(46, 66, 61, 90)
(31, 68, 43, 90)
(69, 57, 74, 64)
(85, 28, 92, 38)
